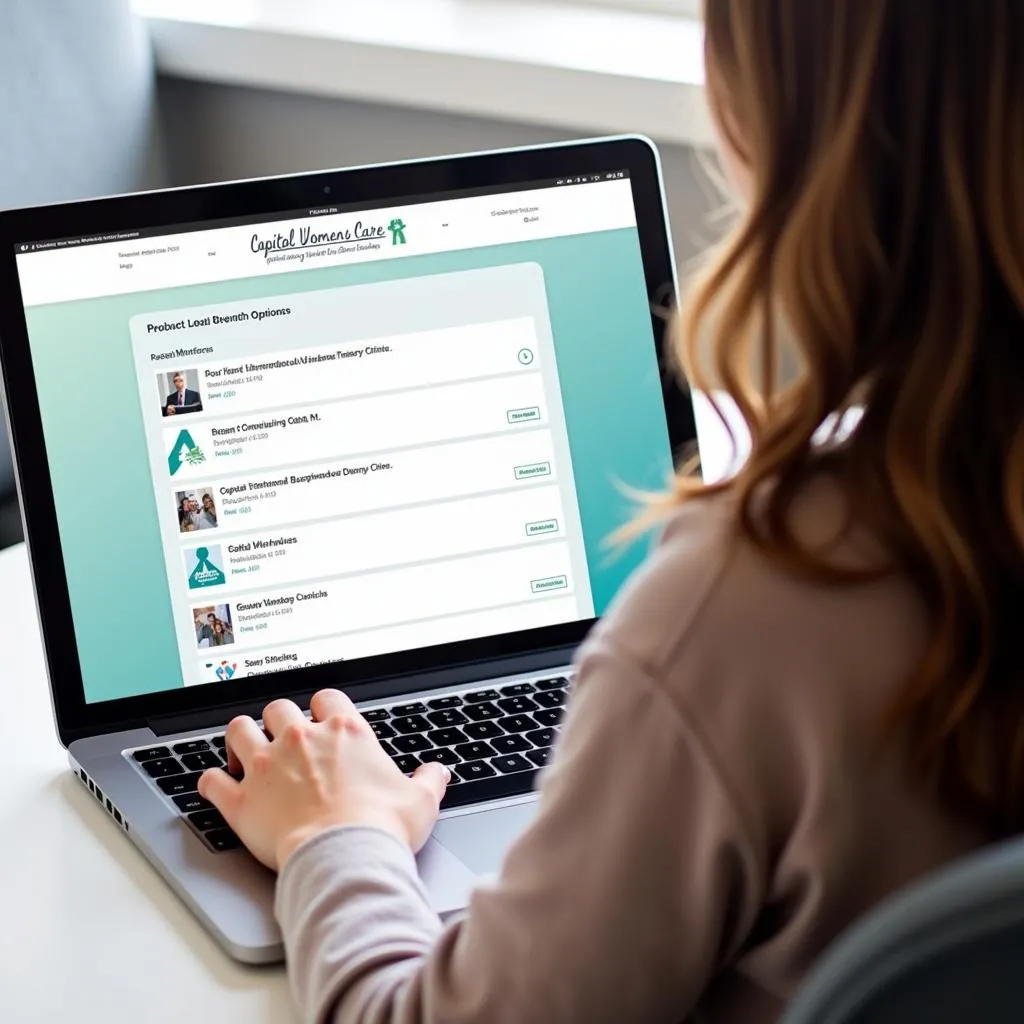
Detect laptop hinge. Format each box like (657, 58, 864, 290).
(146, 647, 576, 737)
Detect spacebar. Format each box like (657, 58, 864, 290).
(441, 769, 538, 810)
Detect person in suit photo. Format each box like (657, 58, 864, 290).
(163, 370, 202, 416)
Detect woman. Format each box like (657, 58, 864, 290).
(178, 499, 195, 533)
(198, 2, 1024, 1020)
(199, 492, 218, 529)
(211, 618, 232, 647)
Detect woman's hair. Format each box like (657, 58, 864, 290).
(674, 0, 1024, 834)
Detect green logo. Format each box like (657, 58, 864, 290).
(168, 429, 205, 476)
(388, 217, 407, 246)
(187, 546, 226, 589)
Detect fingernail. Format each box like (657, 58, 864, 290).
(441, 765, 452, 782)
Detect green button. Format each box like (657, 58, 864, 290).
(525, 519, 559, 537)
(507, 406, 541, 424)
(514, 462, 551, 480)
(531, 575, 568, 594)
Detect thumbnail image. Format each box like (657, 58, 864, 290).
(175, 487, 218, 533)
(160, 368, 203, 417)
(193, 603, 234, 649)
(185, 544, 226, 590)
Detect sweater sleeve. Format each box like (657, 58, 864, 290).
(275, 639, 767, 1024)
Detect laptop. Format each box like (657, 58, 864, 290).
(0, 137, 695, 963)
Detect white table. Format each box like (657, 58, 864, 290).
(0, 543, 293, 1023)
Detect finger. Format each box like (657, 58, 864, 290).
(310, 688, 359, 722)
(225, 715, 268, 774)
(261, 698, 306, 739)
(409, 762, 451, 810)
(197, 767, 242, 825)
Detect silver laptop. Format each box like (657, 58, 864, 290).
(0, 137, 694, 963)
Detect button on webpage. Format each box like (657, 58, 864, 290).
(506, 406, 541, 424)
(531, 575, 568, 594)
(513, 461, 551, 480)
(525, 519, 559, 537)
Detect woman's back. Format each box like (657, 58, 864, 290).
(592, 480, 990, 1019)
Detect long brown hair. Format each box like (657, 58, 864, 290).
(673, 0, 1024, 835)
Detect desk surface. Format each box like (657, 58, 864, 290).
(0, 542, 292, 1023)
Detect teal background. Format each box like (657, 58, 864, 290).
(24, 228, 670, 703)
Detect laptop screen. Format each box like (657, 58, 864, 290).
(13, 172, 673, 704)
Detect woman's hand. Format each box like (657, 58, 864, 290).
(197, 689, 451, 871)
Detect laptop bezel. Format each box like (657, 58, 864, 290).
(0, 137, 695, 746)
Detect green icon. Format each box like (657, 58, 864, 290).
(187, 546, 226, 589)
(168, 429, 205, 476)
(388, 217, 407, 245)
(517, 348, 534, 365)
(531, 575, 568, 594)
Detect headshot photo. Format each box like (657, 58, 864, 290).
(193, 603, 234, 649)
(184, 544, 227, 590)
(160, 368, 203, 417)
(175, 487, 218, 533)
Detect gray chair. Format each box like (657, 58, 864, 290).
(781, 836, 1024, 1023)
(0, 0, 165, 542)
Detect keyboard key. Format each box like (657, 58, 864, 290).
(427, 708, 468, 728)
(535, 677, 568, 691)
(210, 735, 226, 749)
(426, 695, 463, 709)
(157, 772, 203, 796)
(132, 746, 171, 763)
(498, 696, 539, 715)
(393, 734, 432, 753)
(533, 708, 563, 728)
(371, 721, 397, 740)
(426, 727, 467, 748)
(491, 733, 532, 754)
(378, 740, 398, 757)
(363, 708, 391, 723)
(392, 702, 428, 717)
(173, 793, 213, 814)
(533, 690, 566, 709)
(464, 690, 501, 704)
(454, 760, 497, 782)
(188, 808, 228, 832)
(181, 751, 222, 771)
(497, 715, 536, 734)
(454, 741, 497, 761)
(205, 828, 242, 852)
(392, 754, 421, 774)
(419, 748, 460, 766)
(526, 747, 552, 768)
(499, 683, 536, 696)
(463, 702, 501, 722)
(172, 739, 210, 756)
(392, 714, 431, 735)
(492, 753, 534, 775)
(441, 769, 538, 809)
(141, 758, 184, 778)
(463, 720, 504, 741)
(526, 727, 556, 748)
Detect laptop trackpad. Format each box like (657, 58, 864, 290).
(433, 800, 538, 876)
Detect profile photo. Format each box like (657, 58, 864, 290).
(160, 368, 203, 417)
(184, 544, 226, 590)
(175, 487, 218, 533)
(193, 603, 234, 649)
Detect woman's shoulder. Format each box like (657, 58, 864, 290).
(590, 475, 919, 685)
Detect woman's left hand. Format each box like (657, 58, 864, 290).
(198, 689, 451, 871)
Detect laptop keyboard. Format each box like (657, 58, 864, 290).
(126, 674, 572, 853)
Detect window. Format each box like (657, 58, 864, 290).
(554, 0, 701, 16)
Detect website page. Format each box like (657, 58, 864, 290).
(16, 175, 672, 703)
